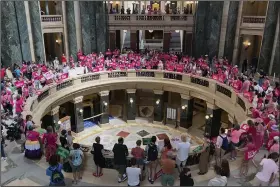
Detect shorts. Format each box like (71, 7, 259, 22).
(176, 157, 187, 168)
(115, 165, 126, 175)
(161, 174, 175, 186)
(136, 158, 144, 166)
(250, 176, 269, 186)
(71, 164, 82, 172)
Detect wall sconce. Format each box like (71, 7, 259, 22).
(55, 39, 61, 45)
(109, 1, 113, 4)
(243, 41, 251, 50)
(58, 121, 62, 125)
(205, 114, 213, 120)
(77, 108, 83, 117)
(149, 30, 153, 33)
(123, 30, 127, 33)
(181, 105, 187, 110)
(175, 30, 180, 33)
(116, 1, 119, 4)
(156, 99, 160, 105)
(103, 101, 108, 112)
(130, 98, 134, 104)
(166, 1, 171, 4)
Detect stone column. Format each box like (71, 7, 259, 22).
(205, 103, 222, 137)
(269, 11, 279, 76)
(258, 1, 279, 73)
(24, 1, 35, 61)
(66, 1, 78, 61)
(74, 1, 82, 51)
(29, 1, 45, 63)
(62, 1, 69, 61)
(130, 30, 137, 51)
(218, 1, 230, 57)
(14, 1, 32, 62)
(154, 90, 164, 123)
(109, 31, 116, 50)
(180, 95, 194, 129)
(126, 89, 136, 122)
(95, 1, 108, 52)
(223, 1, 239, 62)
(183, 32, 193, 55)
(51, 106, 60, 132)
(99, 91, 109, 124)
(163, 32, 171, 52)
(232, 2, 244, 65)
(73, 96, 84, 133)
(1, 1, 23, 67)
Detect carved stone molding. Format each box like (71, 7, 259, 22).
(206, 102, 219, 110)
(181, 94, 192, 100)
(126, 89, 136, 94)
(51, 106, 60, 115)
(154, 90, 164, 95)
(73, 96, 83, 104)
(99, 90, 109, 97)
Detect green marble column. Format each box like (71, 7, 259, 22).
(95, 1, 108, 52)
(29, 1, 45, 63)
(258, 1, 279, 73)
(1, 1, 22, 67)
(66, 1, 77, 61)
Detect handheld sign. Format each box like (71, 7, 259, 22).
(56, 146, 70, 159)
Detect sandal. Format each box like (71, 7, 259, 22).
(99, 173, 103, 177)
(93, 173, 98, 177)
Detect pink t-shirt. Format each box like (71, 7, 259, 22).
(231, 129, 242, 144)
(15, 100, 23, 113)
(270, 144, 279, 153)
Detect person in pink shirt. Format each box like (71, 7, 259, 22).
(269, 136, 279, 154)
(241, 77, 251, 93)
(230, 125, 242, 160)
(255, 120, 265, 151)
(15, 95, 23, 116)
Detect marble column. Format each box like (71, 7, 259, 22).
(163, 32, 171, 52)
(154, 90, 164, 123)
(80, 1, 96, 54)
(29, 1, 45, 63)
(1, 1, 22, 67)
(193, 2, 224, 58)
(271, 30, 280, 77)
(95, 1, 108, 52)
(218, 1, 230, 57)
(130, 31, 137, 51)
(258, 1, 279, 73)
(109, 31, 116, 50)
(73, 96, 84, 133)
(24, 1, 35, 61)
(183, 32, 193, 55)
(126, 89, 136, 121)
(66, 1, 77, 61)
(99, 91, 109, 124)
(51, 106, 60, 132)
(74, 1, 82, 51)
(180, 95, 194, 129)
(223, 1, 239, 62)
(205, 103, 222, 137)
(62, 1, 69, 61)
(14, 1, 32, 62)
(269, 11, 280, 76)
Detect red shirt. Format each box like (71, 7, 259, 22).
(1, 68, 5, 79)
(248, 126, 257, 143)
(131, 147, 144, 159)
(244, 142, 256, 160)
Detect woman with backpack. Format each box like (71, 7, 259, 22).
(46, 154, 65, 186)
(70, 143, 84, 184)
(145, 136, 159, 184)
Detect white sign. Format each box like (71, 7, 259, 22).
(68, 67, 85, 78)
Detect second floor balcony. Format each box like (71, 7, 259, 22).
(41, 15, 63, 28)
(241, 16, 266, 29)
(108, 14, 194, 31)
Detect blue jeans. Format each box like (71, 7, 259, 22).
(1, 143, 6, 157)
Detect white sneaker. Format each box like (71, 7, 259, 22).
(1, 157, 7, 161)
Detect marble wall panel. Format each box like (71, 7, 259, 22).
(224, 1, 239, 62)
(29, 1, 45, 62)
(14, 1, 32, 62)
(66, 1, 77, 61)
(1, 1, 22, 67)
(95, 1, 108, 52)
(258, 1, 278, 72)
(272, 34, 280, 77)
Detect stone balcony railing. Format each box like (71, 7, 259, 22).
(108, 14, 194, 31)
(241, 16, 266, 29)
(41, 15, 63, 29)
(23, 70, 251, 126)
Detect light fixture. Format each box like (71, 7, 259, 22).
(103, 101, 108, 106)
(116, 1, 119, 4)
(205, 115, 209, 120)
(210, 114, 213, 118)
(243, 41, 251, 48)
(149, 30, 153, 33)
(77, 108, 83, 117)
(156, 99, 160, 105)
(130, 98, 134, 104)
(175, 30, 180, 33)
(123, 30, 127, 33)
(182, 106, 186, 110)
(58, 121, 62, 125)
(79, 109, 83, 113)
(109, 1, 113, 4)
(55, 39, 59, 43)
(166, 1, 171, 4)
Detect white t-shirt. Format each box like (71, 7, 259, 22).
(256, 158, 278, 182)
(254, 85, 263, 93)
(208, 176, 227, 186)
(126, 167, 141, 186)
(176, 142, 190, 161)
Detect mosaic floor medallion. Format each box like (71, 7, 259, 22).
(137, 130, 150, 137)
(116, 131, 130, 138)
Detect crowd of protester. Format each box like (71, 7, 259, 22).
(1, 48, 279, 186)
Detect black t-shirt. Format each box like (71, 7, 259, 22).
(60, 136, 67, 148)
(92, 143, 104, 159)
(113, 143, 128, 165)
(180, 173, 194, 186)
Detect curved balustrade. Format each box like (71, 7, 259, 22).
(242, 16, 266, 24)
(23, 70, 251, 125)
(41, 15, 62, 22)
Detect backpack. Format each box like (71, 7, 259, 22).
(147, 143, 158, 161)
(220, 135, 229, 150)
(51, 167, 64, 184)
(209, 142, 216, 155)
(72, 150, 82, 166)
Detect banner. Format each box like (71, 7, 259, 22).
(59, 116, 71, 132)
(15, 80, 25, 88)
(43, 71, 54, 80)
(244, 149, 257, 160)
